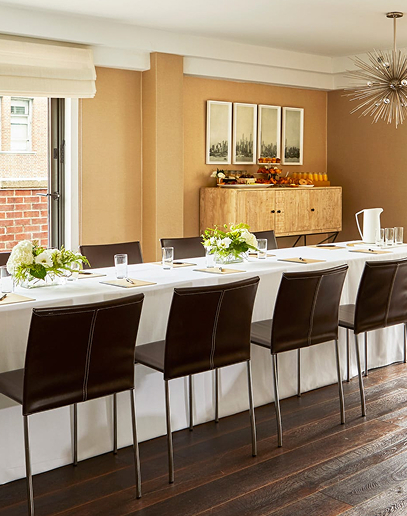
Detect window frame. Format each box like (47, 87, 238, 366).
(10, 97, 33, 152)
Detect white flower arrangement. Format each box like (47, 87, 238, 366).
(7, 240, 89, 286)
(210, 169, 226, 179)
(201, 223, 258, 261)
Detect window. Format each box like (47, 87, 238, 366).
(10, 98, 32, 151)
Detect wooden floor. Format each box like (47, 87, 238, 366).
(2, 363, 407, 515)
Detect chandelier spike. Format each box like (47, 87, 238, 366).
(346, 12, 407, 127)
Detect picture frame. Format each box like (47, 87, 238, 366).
(233, 103, 257, 164)
(206, 100, 232, 164)
(257, 105, 281, 161)
(282, 107, 304, 165)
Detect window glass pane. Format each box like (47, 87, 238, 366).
(11, 124, 28, 140)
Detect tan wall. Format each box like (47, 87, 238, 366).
(142, 53, 184, 261)
(184, 77, 328, 236)
(327, 90, 406, 241)
(80, 67, 142, 245)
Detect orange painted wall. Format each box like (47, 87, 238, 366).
(327, 89, 407, 240)
(81, 67, 142, 245)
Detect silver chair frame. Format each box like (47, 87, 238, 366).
(164, 360, 257, 484)
(23, 390, 141, 515)
(272, 340, 345, 448)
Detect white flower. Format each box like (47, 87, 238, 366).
(218, 237, 232, 249)
(240, 229, 258, 248)
(6, 240, 34, 274)
(35, 250, 54, 268)
(211, 170, 218, 177)
(218, 172, 225, 178)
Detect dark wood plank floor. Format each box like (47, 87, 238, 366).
(2, 363, 407, 515)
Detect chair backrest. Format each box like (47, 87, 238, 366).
(163, 276, 260, 380)
(253, 230, 278, 250)
(271, 265, 348, 354)
(354, 258, 407, 335)
(160, 236, 205, 260)
(22, 294, 144, 416)
(79, 241, 143, 269)
(0, 252, 10, 266)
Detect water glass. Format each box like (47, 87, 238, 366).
(395, 227, 404, 245)
(68, 262, 80, 281)
(375, 228, 384, 247)
(162, 247, 174, 270)
(114, 254, 128, 279)
(205, 247, 215, 268)
(0, 265, 13, 293)
(257, 239, 268, 259)
(385, 228, 394, 247)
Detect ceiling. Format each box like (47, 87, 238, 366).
(1, 0, 407, 57)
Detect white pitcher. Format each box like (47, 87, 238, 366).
(355, 208, 383, 243)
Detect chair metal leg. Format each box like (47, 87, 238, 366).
(334, 339, 345, 424)
(272, 354, 283, 447)
(404, 324, 407, 364)
(297, 349, 301, 397)
(364, 332, 368, 377)
(165, 380, 174, 483)
(113, 393, 118, 454)
(189, 375, 193, 431)
(246, 360, 257, 457)
(23, 415, 34, 516)
(215, 368, 219, 423)
(346, 329, 350, 382)
(354, 334, 366, 417)
(73, 403, 78, 466)
(129, 389, 141, 498)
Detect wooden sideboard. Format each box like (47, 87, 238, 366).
(200, 186, 342, 236)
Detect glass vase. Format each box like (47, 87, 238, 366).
(20, 273, 61, 289)
(214, 252, 247, 265)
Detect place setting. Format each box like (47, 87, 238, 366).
(100, 254, 157, 288)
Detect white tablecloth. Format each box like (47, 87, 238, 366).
(1, 243, 407, 484)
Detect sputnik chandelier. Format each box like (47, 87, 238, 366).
(347, 12, 407, 127)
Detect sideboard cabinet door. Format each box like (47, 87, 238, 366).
(236, 190, 276, 232)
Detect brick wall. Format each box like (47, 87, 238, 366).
(0, 97, 48, 179)
(0, 189, 48, 251)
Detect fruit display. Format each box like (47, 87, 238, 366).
(258, 157, 281, 164)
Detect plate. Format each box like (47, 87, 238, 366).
(300, 184, 314, 187)
(217, 183, 273, 188)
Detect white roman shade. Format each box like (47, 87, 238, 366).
(0, 35, 96, 98)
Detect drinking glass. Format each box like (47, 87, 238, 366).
(257, 239, 268, 259)
(68, 262, 80, 281)
(205, 247, 215, 268)
(114, 254, 128, 279)
(395, 227, 404, 245)
(162, 247, 174, 270)
(0, 265, 13, 293)
(375, 228, 384, 247)
(385, 228, 394, 247)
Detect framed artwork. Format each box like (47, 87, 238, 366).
(257, 105, 281, 160)
(206, 100, 232, 164)
(282, 107, 304, 165)
(233, 103, 257, 164)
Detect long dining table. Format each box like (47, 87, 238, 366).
(1, 242, 407, 485)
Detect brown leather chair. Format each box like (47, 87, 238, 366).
(339, 257, 407, 417)
(160, 236, 205, 260)
(135, 276, 260, 483)
(79, 241, 143, 269)
(251, 265, 348, 447)
(0, 294, 144, 514)
(253, 230, 278, 250)
(0, 251, 10, 266)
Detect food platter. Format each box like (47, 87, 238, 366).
(217, 183, 273, 188)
